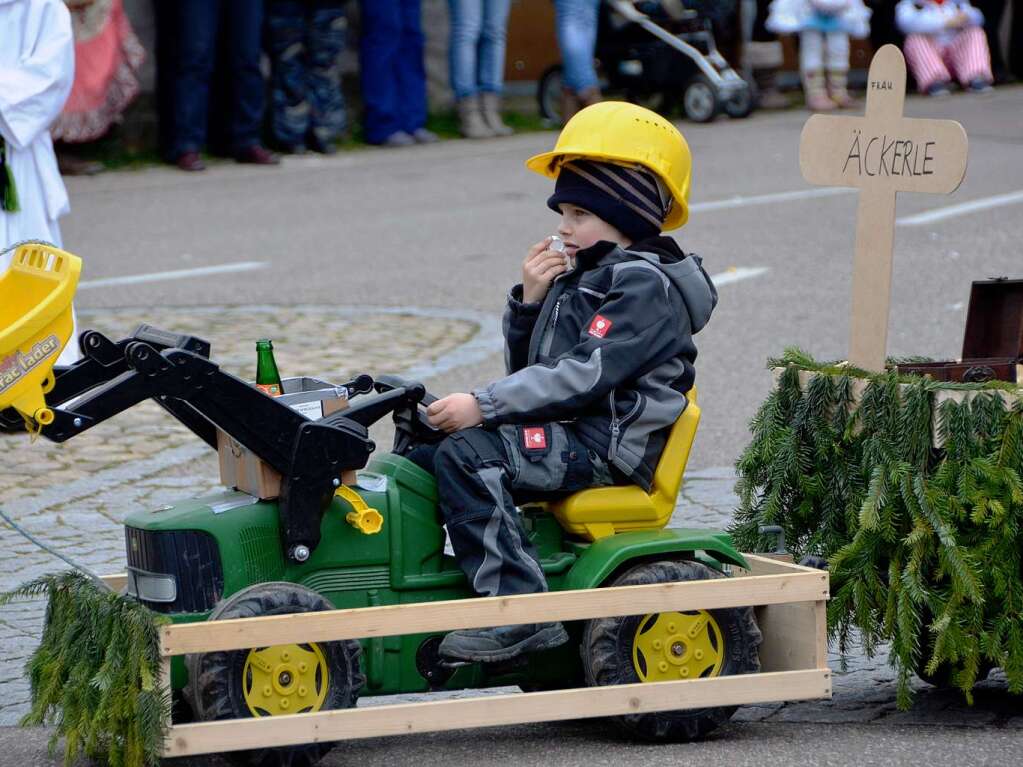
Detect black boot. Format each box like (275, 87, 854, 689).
(439, 622, 569, 663)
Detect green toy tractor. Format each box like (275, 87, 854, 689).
(1, 247, 761, 767)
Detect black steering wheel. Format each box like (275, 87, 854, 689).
(372, 374, 447, 453)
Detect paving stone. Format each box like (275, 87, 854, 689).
(732, 703, 784, 722)
(769, 702, 882, 724)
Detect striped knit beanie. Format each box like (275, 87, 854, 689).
(546, 159, 672, 243)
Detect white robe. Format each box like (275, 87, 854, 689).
(0, 0, 78, 365)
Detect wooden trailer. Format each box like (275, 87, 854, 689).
(104, 554, 828, 759)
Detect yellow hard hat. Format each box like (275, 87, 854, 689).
(526, 102, 692, 230)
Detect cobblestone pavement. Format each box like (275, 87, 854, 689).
(1, 313, 1020, 732)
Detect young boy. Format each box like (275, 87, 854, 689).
(411, 102, 718, 664)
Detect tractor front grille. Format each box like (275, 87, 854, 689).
(125, 527, 224, 613)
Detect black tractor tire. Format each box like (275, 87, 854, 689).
(581, 560, 762, 742)
(682, 76, 719, 123)
(186, 582, 365, 767)
(538, 65, 565, 126)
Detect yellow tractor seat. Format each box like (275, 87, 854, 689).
(546, 389, 700, 541)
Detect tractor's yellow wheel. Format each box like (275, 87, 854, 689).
(631, 610, 725, 683)
(186, 582, 364, 767)
(243, 642, 331, 717)
(581, 560, 761, 742)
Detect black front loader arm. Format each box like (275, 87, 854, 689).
(35, 335, 375, 562)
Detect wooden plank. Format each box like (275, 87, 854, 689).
(159, 655, 172, 731)
(101, 574, 127, 592)
(160, 572, 829, 657)
(162, 669, 831, 757)
(815, 600, 829, 669)
(754, 602, 820, 673)
(743, 554, 826, 576)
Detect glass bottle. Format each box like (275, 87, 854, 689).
(255, 339, 283, 396)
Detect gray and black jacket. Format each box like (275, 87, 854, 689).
(473, 236, 717, 491)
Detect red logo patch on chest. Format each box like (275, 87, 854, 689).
(588, 314, 612, 338)
(523, 427, 547, 450)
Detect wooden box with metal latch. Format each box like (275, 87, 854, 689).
(897, 277, 1023, 384)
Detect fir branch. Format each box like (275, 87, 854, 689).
(1, 571, 170, 767)
(732, 353, 1023, 708)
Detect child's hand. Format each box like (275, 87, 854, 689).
(426, 393, 483, 432)
(522, 237, 569, 304)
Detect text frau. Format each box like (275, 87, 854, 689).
(842, 130, 936, 178)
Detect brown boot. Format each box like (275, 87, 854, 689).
(560, 87, 580, 124)
(827, 69, 855, 108)
(803, 70, 835, 111)
(576, 86, 602, 109)
(480, 92, 513, 136)
(457, 97, 494, 139)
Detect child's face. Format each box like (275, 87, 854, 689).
(556, 204, 631, 256)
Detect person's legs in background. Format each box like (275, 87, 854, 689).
(478, 0, 513, 136)
(266, 0, 310, 153)
(944, 25, 994, 91)
(973, 0, 1008, 82)
(171, 0, 221, 169)
(449, 0, 493, 138)
(306, 0, 349, 152)
(396, 0, 435, 142)
(224, 0, 276, 163)
(359, 0, 408, 145)
(824, 30, 853, 107)
(902, 33, 952, 95)
(799, 29, 833, 110)
(554, 0, 601, 120)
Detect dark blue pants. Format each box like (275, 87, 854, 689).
(171, 0, 265, 157)
(358, 0, 427, 144)
(266, 1, 348, 146)
(406, 424, 613, 597)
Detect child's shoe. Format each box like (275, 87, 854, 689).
(803, 70, 836, 111)
(926, 81, 952, 97)
(827, 69, 856, 108)
(439, 622, 570, 663)
(967, 78, 993, 93)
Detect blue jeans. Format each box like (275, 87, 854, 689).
(358, 0, 427, 143)
(170, 0, 265, 157)
(447, 0, 511, 100)
(266, 1, 348, 146)
(554, 0, 601, 92)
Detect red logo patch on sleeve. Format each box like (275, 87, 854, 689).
(588, 314, 612, 338)
(523, 427, 547, 450)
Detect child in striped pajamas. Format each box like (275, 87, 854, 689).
(896, 0, 994, 95)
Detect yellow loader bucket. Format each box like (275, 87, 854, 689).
(0, 243, 81, 429)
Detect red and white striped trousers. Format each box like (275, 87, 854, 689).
(903, 26, 993, 92)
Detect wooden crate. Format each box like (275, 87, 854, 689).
(104, 555, 830, 758)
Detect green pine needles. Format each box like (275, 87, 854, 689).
(732, 349, 1023, 708)
(0, 571, 170, 767)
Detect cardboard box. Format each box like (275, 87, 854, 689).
(217, 377, 356, 499)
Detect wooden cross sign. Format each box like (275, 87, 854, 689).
(799, 44, 969, 372)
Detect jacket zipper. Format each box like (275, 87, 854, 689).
(540, 294, 567, 358)
(608, 388, 620, 461)
(608, 390, 642, 463)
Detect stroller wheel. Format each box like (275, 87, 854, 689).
(682, 76, 719, 123)
(538, 66, 565, 126)
(723, 83, 755, 119)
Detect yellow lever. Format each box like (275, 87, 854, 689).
(335, 485, 383, 535)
